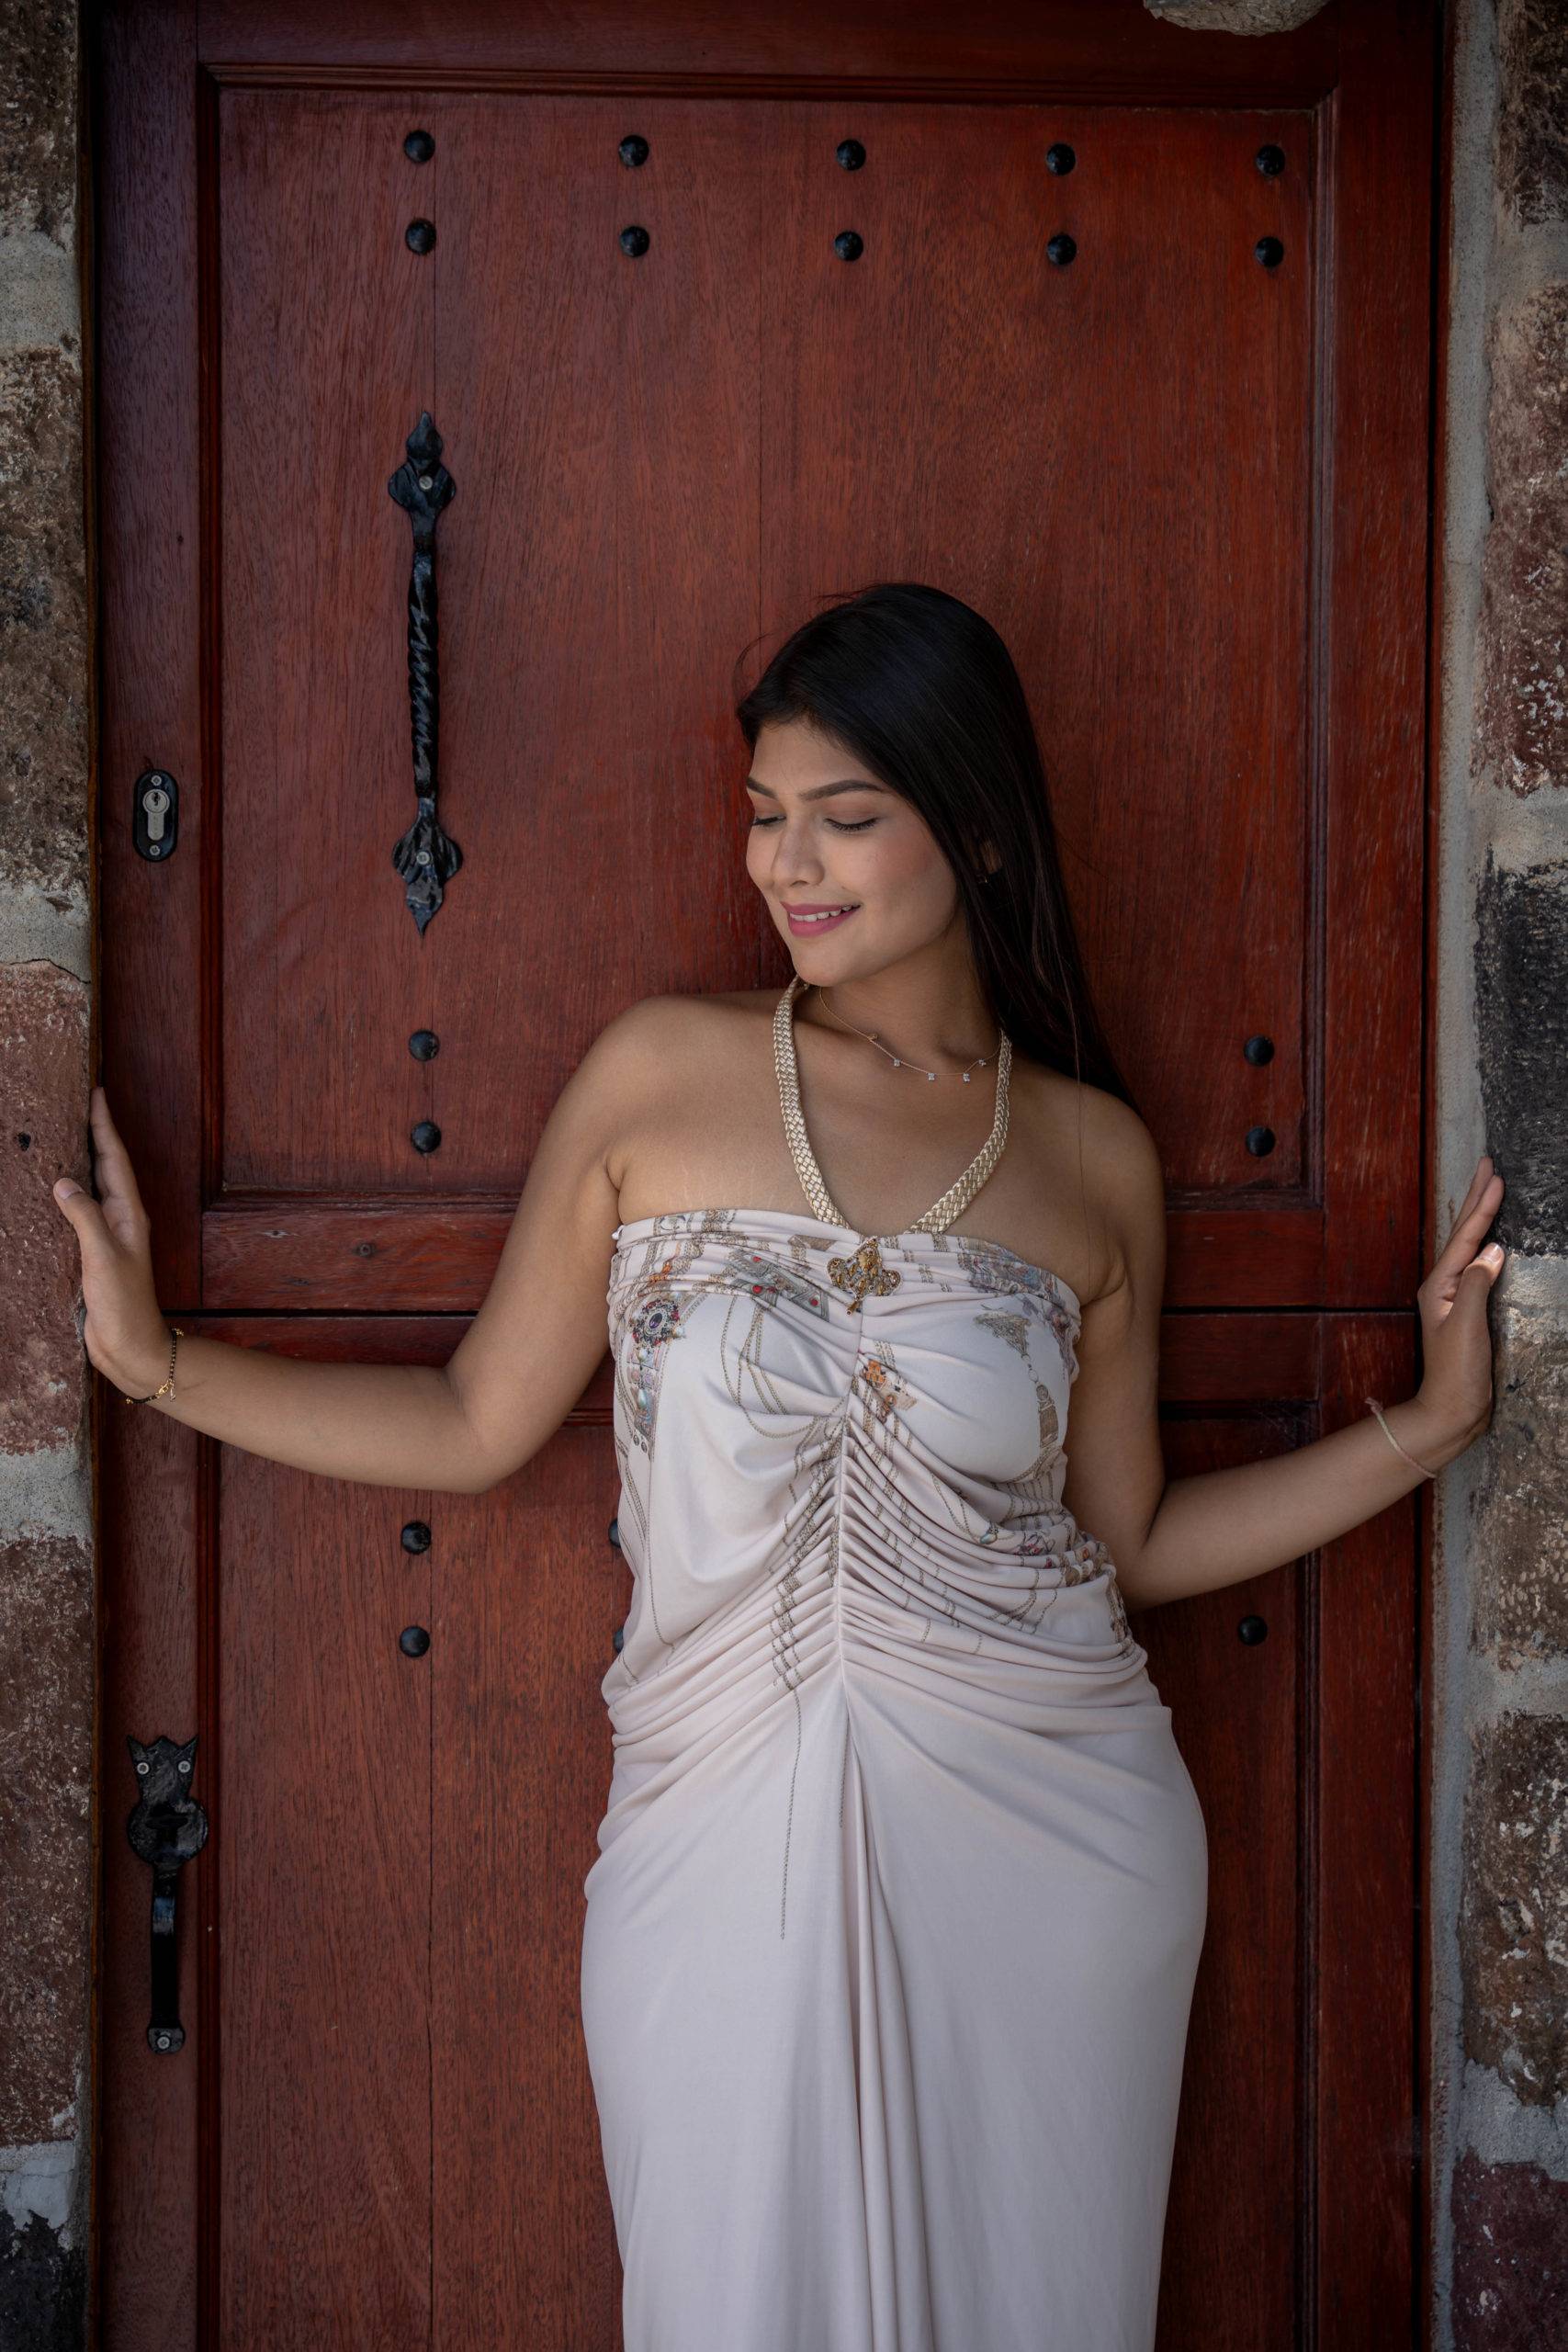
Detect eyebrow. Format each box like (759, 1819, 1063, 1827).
(744, 776, 890, 801)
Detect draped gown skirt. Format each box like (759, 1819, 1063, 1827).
(581, 1207, 1209, 2352)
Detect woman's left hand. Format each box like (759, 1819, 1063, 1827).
(1413, 1152, 1506, 1450)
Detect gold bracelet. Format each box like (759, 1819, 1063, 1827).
(1366, 1396, 1438, 1480)
(125, 1326, 184, 1406)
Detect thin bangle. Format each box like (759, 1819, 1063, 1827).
(1365, 1396, 1438, 1480)
(125, 1325, 183, 1406)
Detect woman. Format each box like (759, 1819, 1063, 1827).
(56, 582, 1502, 2351)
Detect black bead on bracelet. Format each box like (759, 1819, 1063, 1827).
(124, 1325, 184, 1405)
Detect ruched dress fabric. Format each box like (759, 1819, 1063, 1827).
(581, 1205, 1209, 2352)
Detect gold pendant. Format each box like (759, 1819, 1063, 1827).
(827, 1237, 902, 1309)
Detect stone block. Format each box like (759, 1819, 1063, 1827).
(0, 3, 80, 246)
(0, 2209, 87, 2351)
(1451, 2146, 1568, 2348)
(1458, 1713, 1568, 2108)
(1471, 285, 1568, 797)
(1142, 0, 1330, 29)
(1497, 0, 1568, 228)
(1471, 1306, 1568, 1667)
(0, 1529, 92, 2147)
(0, 345, 87, 903)
(1474, 853, 1568, 1259)
(0, 959, 89, 1454)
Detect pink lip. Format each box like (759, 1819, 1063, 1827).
(784, 901, 861, 935)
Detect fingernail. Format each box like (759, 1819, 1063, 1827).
(54, 1180, 77, 1200)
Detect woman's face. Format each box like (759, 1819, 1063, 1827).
(743, 718, 963, 979)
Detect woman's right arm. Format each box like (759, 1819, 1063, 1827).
(53, 1004, 656, 1496)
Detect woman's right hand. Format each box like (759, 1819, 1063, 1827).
(52, 1086, 175, 1396)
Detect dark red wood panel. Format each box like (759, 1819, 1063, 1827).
(216, 1450, 433, 2345)
(1145, 1306, 1417, 2348)
(430, 1431, 626, 2342)
(197, 76, 1378, 1318)
(216, 89, 432, 1196)
(197, 1195, 1335, 1313)
(216, 88, 762, 1197)
(199, 0, 1340, 105)
(758, 98, 1314, 1205)
(1151, 1482, 1304, 2352)
(1313, 1315, 1419, 2338)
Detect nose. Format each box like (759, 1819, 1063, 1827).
(764, 814, 826, 890)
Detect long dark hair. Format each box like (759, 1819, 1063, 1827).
(734, 582, 1139, 1113)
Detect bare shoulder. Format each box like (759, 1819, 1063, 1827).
(581, 988, 771, 1087)
(574, 989, 775, 1183)
(1066, 1078, 1163, 1213)
(1011, 1059, 1166, 1310)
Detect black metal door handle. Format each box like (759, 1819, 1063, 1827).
(125, 1733, 209, 2053)
(387, 411, 462, 934)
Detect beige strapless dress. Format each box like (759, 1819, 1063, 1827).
(581, 991, 1208, 2352)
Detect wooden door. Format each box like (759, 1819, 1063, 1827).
(91, 3, 1434, 2345)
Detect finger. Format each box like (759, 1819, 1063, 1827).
(1461, 1149, 1491, 1193)
(1434, 1174, 1505, 1277)
(85, 1089, 150, 1221)
(1454, 1156, 1493, 1220)
(1455, 1161, 1502, 1223)
(1451, 1241, 1506, 1298)
(51, 1178, 117, 1261)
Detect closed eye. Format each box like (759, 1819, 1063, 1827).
(749, 815, 877, 832)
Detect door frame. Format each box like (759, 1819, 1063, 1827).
(88, 4, 1438, 2343)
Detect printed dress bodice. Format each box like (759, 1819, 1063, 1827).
(603, 1205, 1142, 1710)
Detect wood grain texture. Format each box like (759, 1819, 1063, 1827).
(93, 1, 1432, 2344)
(198, 1198, 1330, 1311)
(198, 0, 1341, 102)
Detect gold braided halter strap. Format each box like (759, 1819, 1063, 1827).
(772, 974, 1013, 1302)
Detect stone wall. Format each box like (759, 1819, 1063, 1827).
(1433, 1, 1568, 2344)
(0, 3, 94, 2344)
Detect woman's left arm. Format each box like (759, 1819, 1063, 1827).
(1062, 1118, 1506, 1612)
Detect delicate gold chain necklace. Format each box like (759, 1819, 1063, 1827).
(773, 975, 1013, 1306)
(816, 985, 994, 1082)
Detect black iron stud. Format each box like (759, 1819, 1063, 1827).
(412, 1120, 442, 1154)
(400, 1626, 431, 1657)
(1255, 235, 1284, 269)
(1255, 143, 1286, 176)
(409, 1029, 440, 1060)
(834, 230, 863, 262)
(1238, 1615, 1269, 1645)
(620, 224, 650, 256)
(837, 139, 865, 171)
(1046, 232, 1077, 266)
(1245, 1125, 1277, 1157)
(1243, 1035, 1275, 1066)
(406, 219, 436, 254)
(1045, 142, 1076, 175)
(401, 1521, 433, 1555)
(404, 130, 434, 164)
(619, 134, 649, 167)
